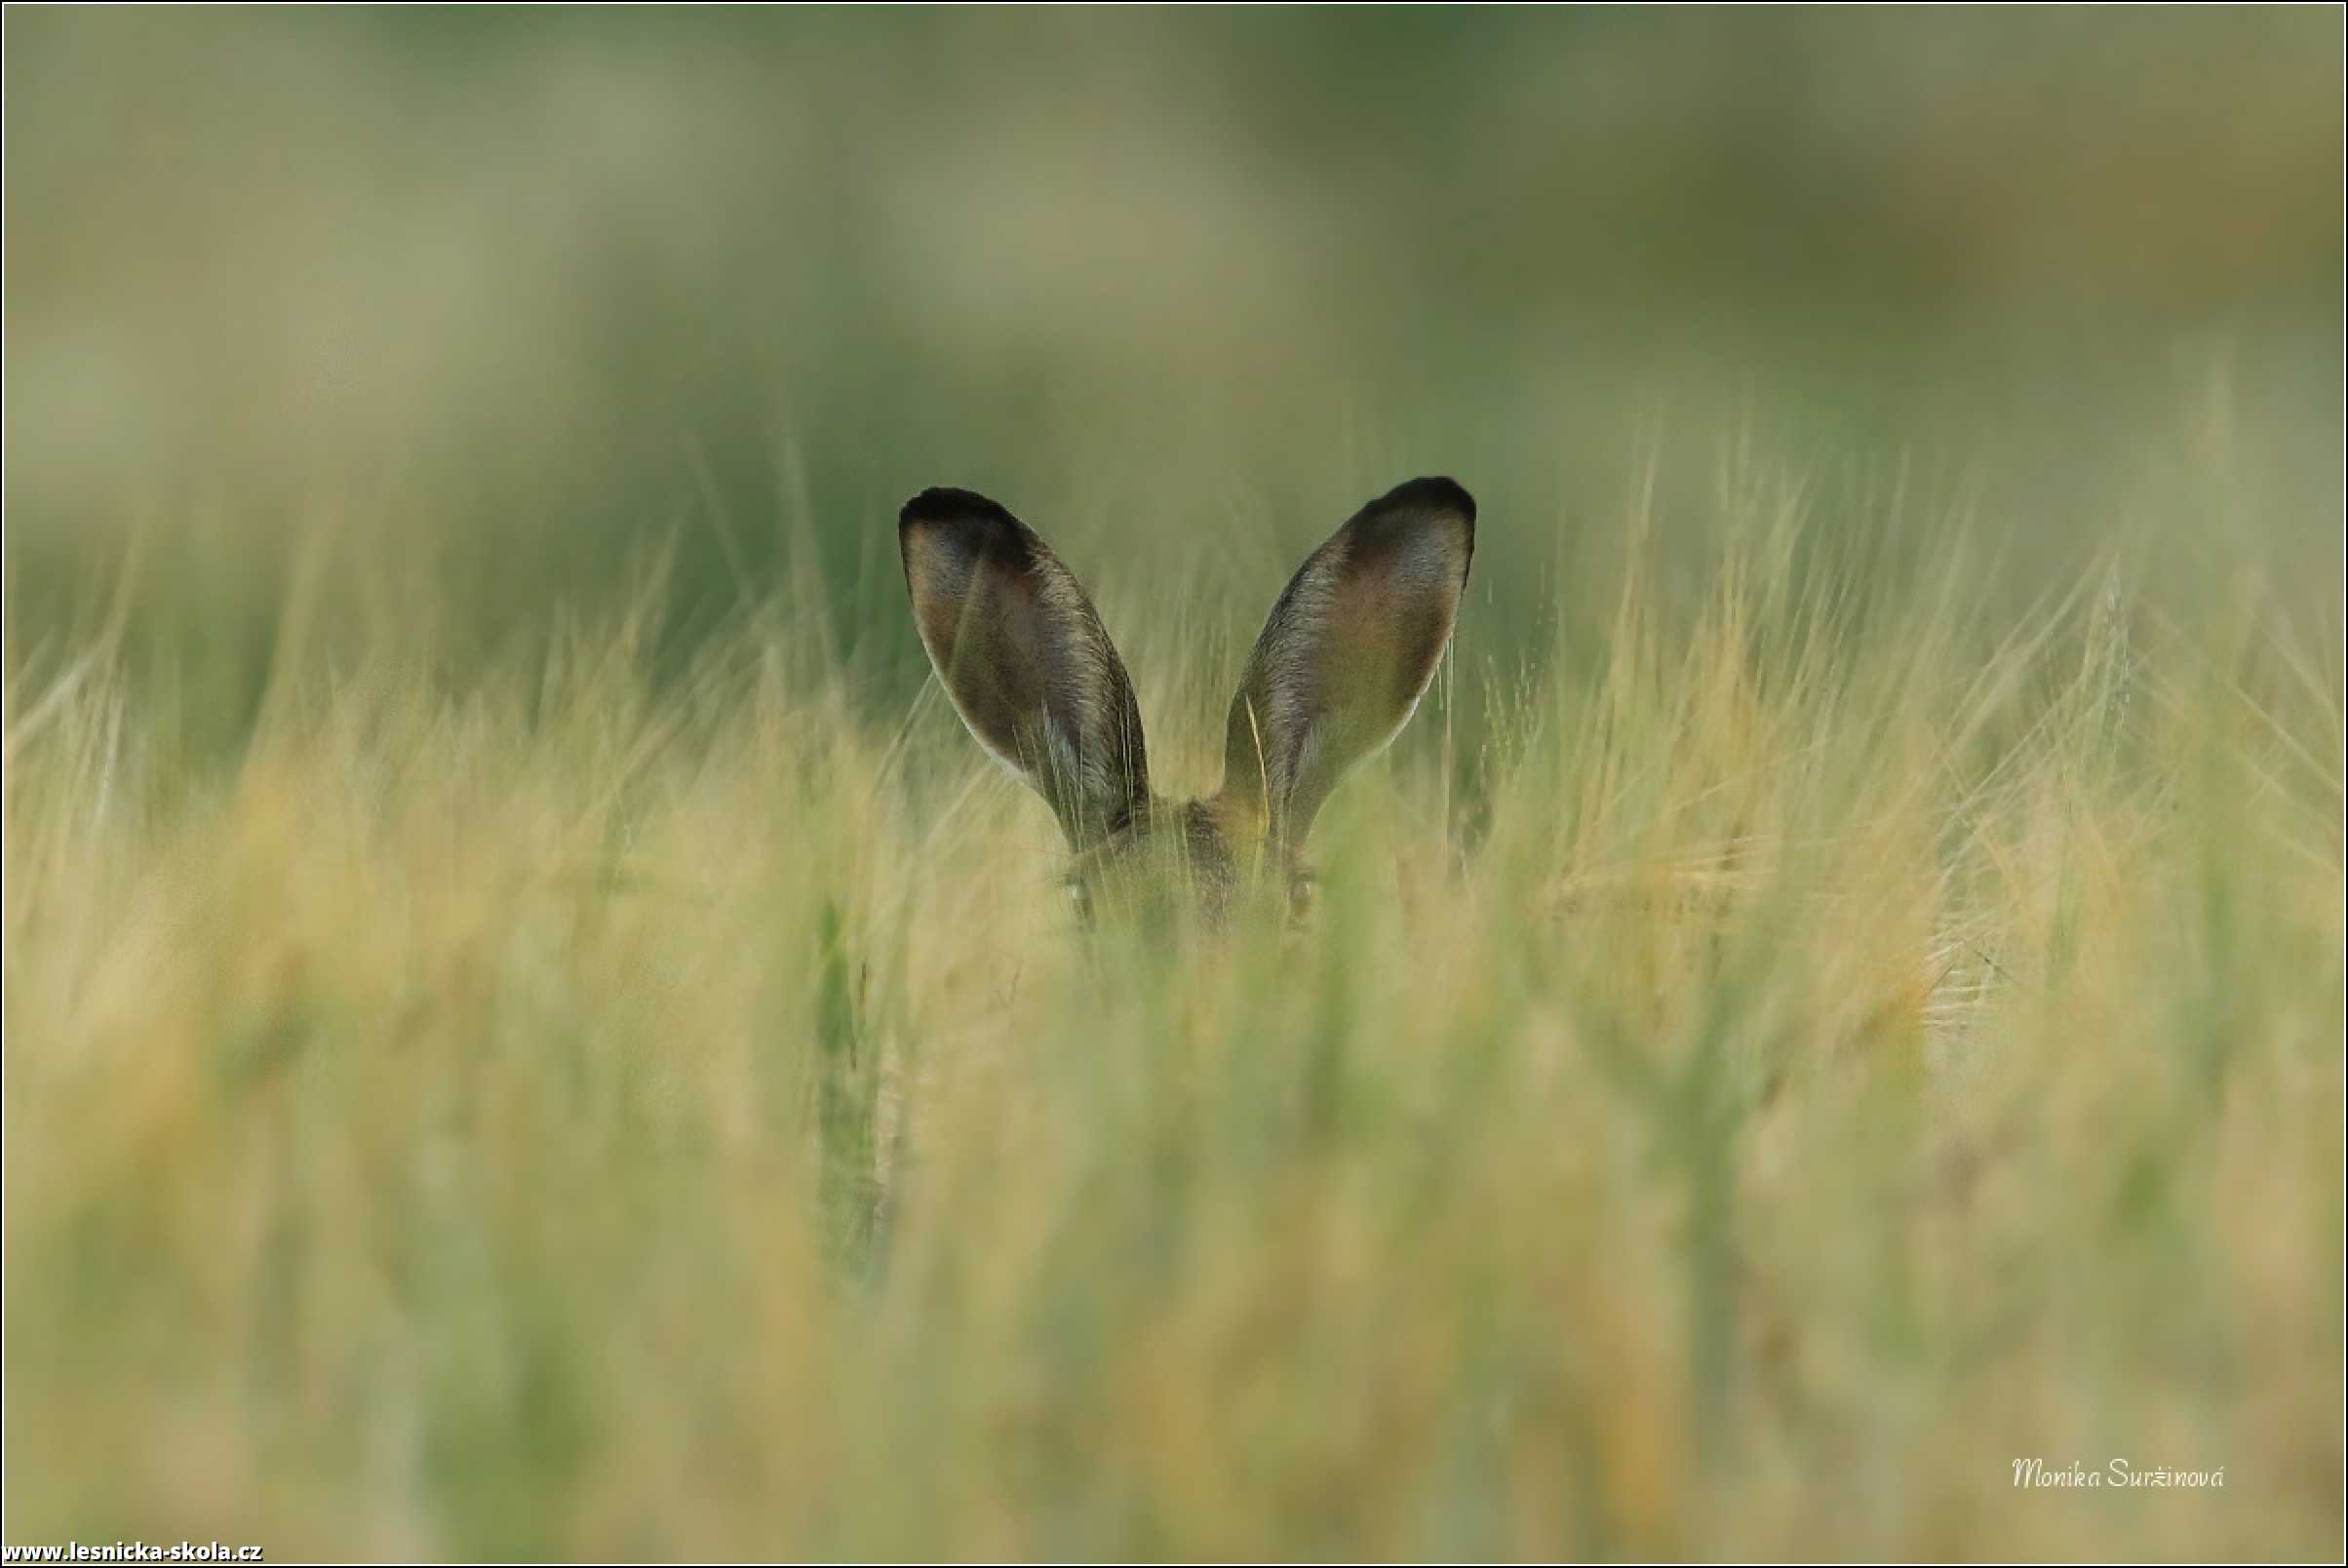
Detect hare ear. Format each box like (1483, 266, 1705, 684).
(1220, 476, 1474, 845)
(900, 487, 1151, 847)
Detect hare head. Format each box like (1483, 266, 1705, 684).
(900, 476, 1474, 923)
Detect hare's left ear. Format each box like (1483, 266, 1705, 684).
(900, 487, 1151, 848)
(1218, 476, 1474, 845)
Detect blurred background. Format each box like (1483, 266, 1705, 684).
(6, 8, 2340, 737)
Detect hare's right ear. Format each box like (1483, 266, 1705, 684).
(900, 487, 1151, 847)
(1220, 476, 1475, 846)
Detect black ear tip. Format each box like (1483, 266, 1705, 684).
(900, 486, 1026, 541)
(1387, 475, 1476, 522)
(896, 490, 1037, 563)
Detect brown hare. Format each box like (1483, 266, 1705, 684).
(899, 476, 1474, 922)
